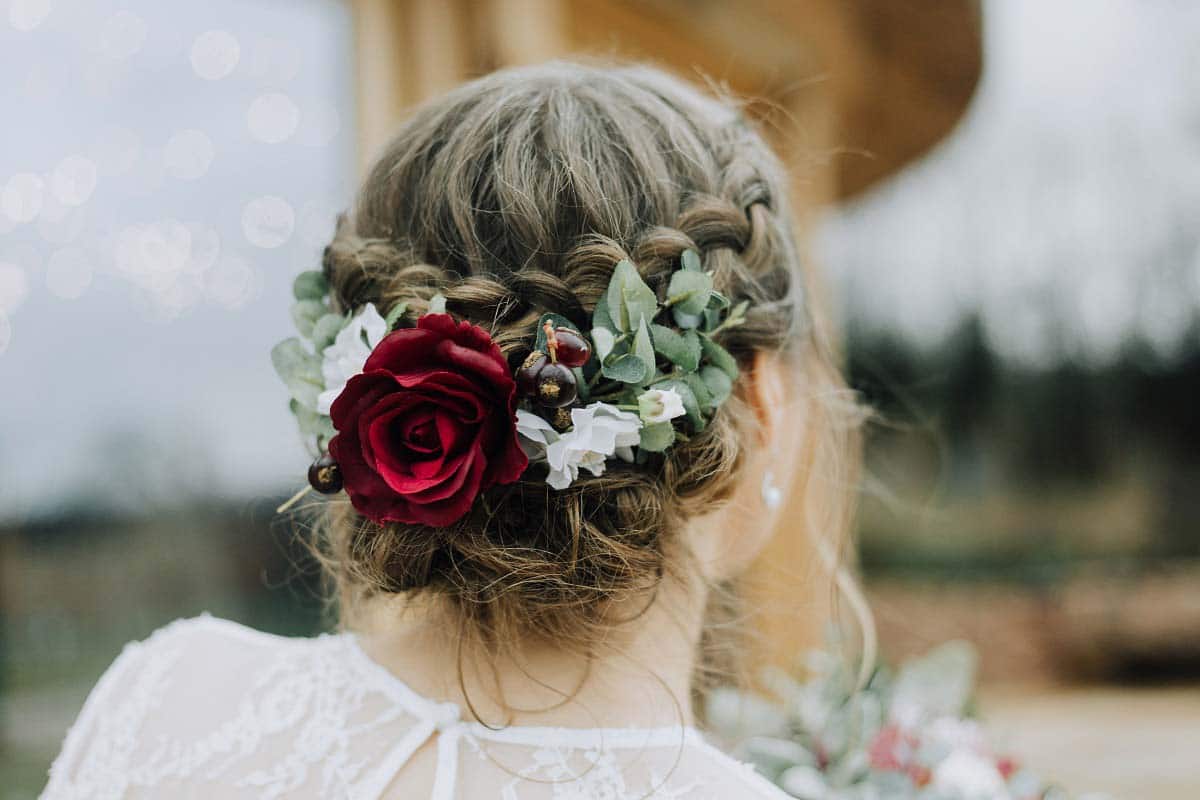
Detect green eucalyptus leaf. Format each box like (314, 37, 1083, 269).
(428, 292, 447, 314)
(271, 338, 324, 409)
(607, 259, 657, 332)
(652, 378, 704, 430)
(292, 270, 328, 301)
(700, 365, 733, 407)
(592, 292, 617, 333)
(290, 299, 326, 338)
(680, 249, 702, 272)
(703, 307, 722, 332)
(667, 269, 713, 316)
(639, 421, 676, 452)
(633, 316, 656, 382)
(384, 301, 409, 330)
(701, 334, 739, 379)
(573, 367, 590, 401)
(592, 327, 616, 362)
(271, 338, 319, 381)
(672, 307, 703, 329)
(310, 313, 346, 350)
(729, 299, 750, 321)
(683, 371, 715, 410)
(602, 353, 650, 384)
(290, 398, 336, 443)
(650, 323, 701, 372)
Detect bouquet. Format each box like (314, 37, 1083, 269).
(706, 641, 1110, 800)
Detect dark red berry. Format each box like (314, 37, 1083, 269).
(535, 362, 578, 407)
(517, 351, 548, 398)
(553, 328, 591, 368)
(308, 453, 343, 494)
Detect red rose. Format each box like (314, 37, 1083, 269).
(328, 313, 528, 526)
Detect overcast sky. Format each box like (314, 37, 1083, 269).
(2, 0, 1197, 520)
(0, 0, 355, 520)
(816, 0, 1200, 367)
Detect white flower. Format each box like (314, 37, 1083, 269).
(637, 387, 686, 424)
(315, 303, 388, 414)
(516, 402, 641, 490)
(932, 748, 1009, 800)
(515, 409, 556, 460)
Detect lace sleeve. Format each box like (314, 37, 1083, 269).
(41, 637, 149, 798)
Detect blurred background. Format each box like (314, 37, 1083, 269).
(1, 0, 1197, 797)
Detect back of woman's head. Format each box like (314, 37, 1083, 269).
(315, 60, 851, 658)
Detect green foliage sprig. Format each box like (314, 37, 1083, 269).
(586, 249, 748, 453)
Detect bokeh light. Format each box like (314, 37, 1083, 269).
(241, 195, 295, 248)
(190, 29, 240, 80)
(2, 171, 46, 222)
(163, 129, 215, 181)
(246, 92, 300, 144)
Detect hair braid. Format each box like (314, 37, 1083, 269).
(306, 63, 861, 682)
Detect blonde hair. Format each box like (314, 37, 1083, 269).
(310, 61, 866, 692)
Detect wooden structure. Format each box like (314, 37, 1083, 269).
(348, 0, 983, 670)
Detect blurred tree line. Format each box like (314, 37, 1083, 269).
(847, 314, 1200, 567)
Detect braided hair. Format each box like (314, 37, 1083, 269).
(312, 62, 859, 675)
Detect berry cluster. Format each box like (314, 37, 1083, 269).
(516, 321, 592, 410)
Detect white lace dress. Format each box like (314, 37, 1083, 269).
(42, 615, 791, 799)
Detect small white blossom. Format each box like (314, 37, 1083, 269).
(315, 303, 387, 414)
(932, 748, 1009, 799)
(637, 387, 686, 424)
(516, 402, 641, 490)
(515, 409, 556, 460)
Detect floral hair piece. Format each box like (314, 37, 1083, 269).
(272, 249, 747, 526)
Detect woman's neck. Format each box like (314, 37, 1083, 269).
(354, 572, 708, 730)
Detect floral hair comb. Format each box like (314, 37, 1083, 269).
(272, 249, 747, 526)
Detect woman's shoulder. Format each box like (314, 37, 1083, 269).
(135, 612, 313, 657)
(42, 615, 397, 799)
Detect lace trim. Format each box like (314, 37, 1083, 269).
(44, 615, 789, 800)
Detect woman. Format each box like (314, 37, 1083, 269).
(43, 61, 862, 799)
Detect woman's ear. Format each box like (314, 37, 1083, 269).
(748, 350, 789, 446)
(689, 350, 800, 582)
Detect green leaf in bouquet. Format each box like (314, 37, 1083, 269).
(650, 323, 701, 372)
(292, 270, 328, 301)
(601, 353, 650, 384)
(638, 421, 676, 452)
(682, 371, 714, 410)
(383, 301, 409, 330)
(591, 327, 616, 362)
(666, 268, 713, 316)
(632, 316, 656, 382)
(680, 248, 703, 272)
(606, 259, 657, 332)
(700, 365, 733, 407)
(290, 299, 326, 338)
(890, 640, 978, 720)
(289, 398, 336, 444)
(271, 338, 324, 409)
(592, 291, 617, 333)
(427, 292, 447, 314)
(310, 313, 346, 351)
(573, 367, 590, 401)
(700, 334, 739, 379)
(672, 307, 704, 329)
(778, 765, 829, 800)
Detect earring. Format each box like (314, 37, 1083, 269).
(761, 470, 782, 510)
